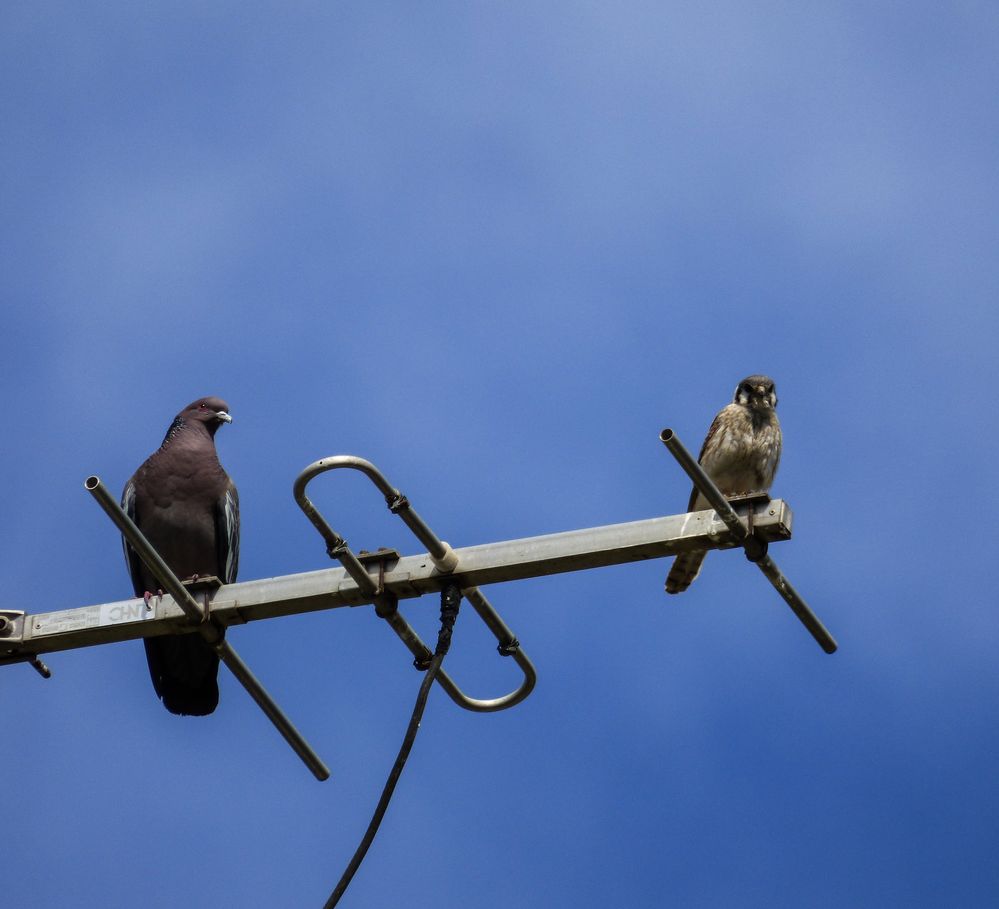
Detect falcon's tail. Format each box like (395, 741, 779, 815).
(665, 550, 707, 595)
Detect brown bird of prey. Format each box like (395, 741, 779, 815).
(121, 397, 239, 715)
(665, 375, 781, 595)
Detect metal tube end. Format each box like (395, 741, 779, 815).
(660, 428, 675, 443)
(84, 476, 100, 490)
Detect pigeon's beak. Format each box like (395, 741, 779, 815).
(216, 411, 232, 424)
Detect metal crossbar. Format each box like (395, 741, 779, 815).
(0, 497, 794, 658)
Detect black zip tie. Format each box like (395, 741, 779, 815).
(386, 493, 409, 514)
(497, 637, 520, 657)
(323, 584, 462, 908)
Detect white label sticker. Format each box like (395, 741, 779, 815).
(33, 601, 152, 636)
(99, 601, 152, 625)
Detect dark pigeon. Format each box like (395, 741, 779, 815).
(121, 397, 239, 716)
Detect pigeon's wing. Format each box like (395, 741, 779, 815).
(121, 478, 147, 598)
(215, 480, 240, 585)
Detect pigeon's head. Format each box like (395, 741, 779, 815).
(734, 375, 777, 412)
(180, 397, 233, 435)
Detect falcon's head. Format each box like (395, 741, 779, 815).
(734, 375, 777, 412)
(181, 397, 233, 434)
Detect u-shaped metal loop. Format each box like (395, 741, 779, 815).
(293, 456, 537, 713)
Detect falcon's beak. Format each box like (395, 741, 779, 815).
(216, 411, 232, 424)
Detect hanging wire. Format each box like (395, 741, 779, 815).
(323, 584, 462, 908)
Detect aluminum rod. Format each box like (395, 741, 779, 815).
(294, 456, 456, 569)
(215, 640, 330, 781)
(378, 591, 536, 712)
(463, 587, 536, 709)
(298, 457, 450, 564)
(292, 478, 379, 599)
(85, 476, 206, 623)
(658, 430, 748, 542)
(84, 476, 331, 781)
(659, 429, 837, 654)
(753, 555, 836, 654)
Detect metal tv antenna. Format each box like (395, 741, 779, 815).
(0, 431, 835, 780)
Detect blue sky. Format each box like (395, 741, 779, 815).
(3, 3, 998, 906)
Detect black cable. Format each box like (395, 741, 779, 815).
(323, 585, 462, 908)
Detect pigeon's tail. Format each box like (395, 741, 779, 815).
(665, 550, 707, 595)
(144, 636, 220, 716)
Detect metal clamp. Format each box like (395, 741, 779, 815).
(0, 609, 24, 641)
(293, 456, 537, 712)
(0, 611, 51, 678)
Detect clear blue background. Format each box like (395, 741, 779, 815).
(3, 3, 997, 907)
